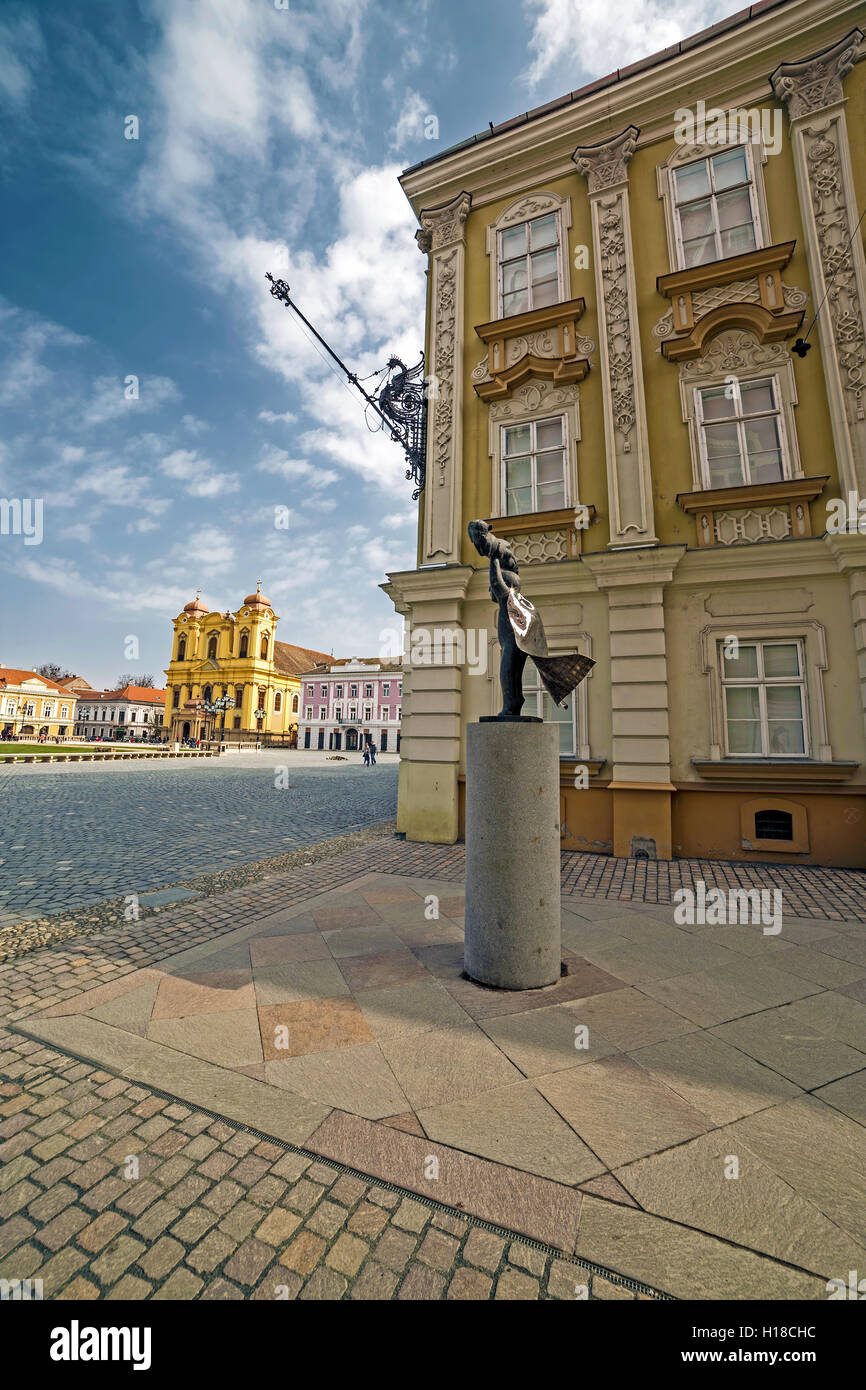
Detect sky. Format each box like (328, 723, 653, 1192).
(0, 0, 734, 689)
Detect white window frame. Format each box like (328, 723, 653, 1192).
(380, 707, 389, 722)
(489, 377, 581, 521)
(522, 666, 578, 757)
(383, 683, 390, 696)
(305, 705, 313, 720)
(497, 215, 564, 320)
(670, 144, 762, 269)
(720, 638, 809, 758)
(658, 137, 771, 274)
(501, 412, 571, 516)
(486, 192, 572, 321)
(694, 374, 791, 490)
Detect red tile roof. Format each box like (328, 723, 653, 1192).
(0, 668, 77, 694)
(273, 641, 334, 677)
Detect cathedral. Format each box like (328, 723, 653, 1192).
(163, 585, 332, 744)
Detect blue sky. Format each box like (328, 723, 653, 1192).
(0, 0, 730, 688)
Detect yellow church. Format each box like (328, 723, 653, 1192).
(163, 585, 332, 744)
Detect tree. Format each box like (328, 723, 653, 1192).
(37, 663, 75, 681)
(116, 673, 157, 688)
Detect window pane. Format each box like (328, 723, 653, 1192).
(530, 248, 557, 284)
(726, 687, 760, 719)
(502, 262, 527, 294)
(763, 643, 800, 678)
(768, 720, 805, 754)
(712, 146, 748, 190)
(529, 214, 557, 250)
(502, 288, 529, 317)
(739, 379, 774, 415)
(744, 414, 781, 455)
(719, 220, 757, 257)
(766, 685, 803, 720)
(724, 644, 759, 679)
(505, 456, 531, 488)
(536, 417, 563, 450)
(500, 225, 526, 260)
(674, 161, 710, 202)
(727, 720, 762, 753)
(506, 488, 532, 515)
(683, 236, 716, 268)
(538, 480, 566, 510)
(504, 424, 531, 455)
(537, 450, 565, 483)
(531, 278, 559, 308)
(717, 189, 753, 230)
(748, 451, 784, 484)
(700, 387, 736, 420)
(707, 457, 745, 487)
(680, 199, 714, 240)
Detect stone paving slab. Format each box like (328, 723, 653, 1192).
(9, 861, 866, 1298)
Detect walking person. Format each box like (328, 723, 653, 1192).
(362, 743, 370, 766)
(369, 741, 377, 765)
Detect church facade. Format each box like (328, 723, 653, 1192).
(163, 586, 331, 744)
(385, 0, 866, 867)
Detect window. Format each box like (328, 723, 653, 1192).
(335, 706, 342, 720)
(672, 146, 759, 268)
(292, 694, 298, 713)
(321, 684, 327, 697)
(364, 706, 372, 720)
(233, 716, 241, 730)
(261, 636, 269, 659)
(522, 668, 575, 756)
(398, 685, 402, 696)
(305, 705, 313, 719)
(364, 683, 373, 698)
(235, 686, 243, 706)
(177, 637, 186, 661)
(395, 706, 402, 721)
(350, 684, 358, 698)
(274, 692, 282, 712)
(202, 686, 212, 704)
(721, 640, 807, 757)
(43, 703, 54, 718)
(498, 213, 561, 317)
(239, 633, 249, 658)
(383, 683, 390, 696)
(319, 706, 327, 719)
(207, 636, 218, 660)
(502, 415, 568, 514)
(173, 690, 180, 708)
(24, 701, 35, 717)
(754, 809, 794, 840)
(380, 708, 389, 722)
(695, 377, 787, 489)
(335, 684, 343, 697)
(349, 705, 357, 720)
(61, 705, 68, 718)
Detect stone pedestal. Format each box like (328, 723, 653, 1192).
(464, 720, 561, 989)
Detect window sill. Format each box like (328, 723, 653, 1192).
(484, 506, 597, 560)
(676, 476, 829, 546)
(473, 298, 590, 401)
(655, 242, 804, 361)
(692, 759, 858, 784)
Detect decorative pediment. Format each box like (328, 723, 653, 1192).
(472, 299, 593, 401)
(655, 243, 806, 360)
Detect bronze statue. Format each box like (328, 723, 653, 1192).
(468, 519, 595, 718)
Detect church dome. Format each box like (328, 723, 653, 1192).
(183, 593, 209, 616)
(243, 585, 271, 610)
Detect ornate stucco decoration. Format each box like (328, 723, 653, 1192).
(654, 243, 807, 360)
(573, 126, 657, 547)
(417, 190, 472, 561)
(471, 298, 593, 400)
(772, 29, 866, 497)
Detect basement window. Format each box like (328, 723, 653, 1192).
(754, 809, 794, 841)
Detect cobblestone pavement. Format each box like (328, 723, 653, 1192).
(0, 1043, 656, 1301)
(0, 757, 397, 923)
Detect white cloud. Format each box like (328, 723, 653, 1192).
(391, 89, 429, 151)
(83, 374, 181, 426)
(0, 303, 86, 406)
(258, 409, 297, 424)
(256, 446, 338, 491)
(521, 0, 731, 85)
(0, 12, 44, 109)
(159, 448, 240, 497)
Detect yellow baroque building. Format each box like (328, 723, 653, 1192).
(163, 586, 331, 743)
(384, 0, 866, 867)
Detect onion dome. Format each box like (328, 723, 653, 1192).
(243, 581, 271, 610)
(183, 589, 209, 616)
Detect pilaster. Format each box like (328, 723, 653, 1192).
(573, 128, 658, 548)
(417, 191, 472, 564)
(772, 30, 866, 496)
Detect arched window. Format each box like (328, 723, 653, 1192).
(292, 694, 299, 713)
(172, 689, 180, 709)
(207, 636, 218, 660)
(239, 632, 249, 658)
(203, 685, 212, 703)
(261, 635, 269, 659)
(274, 691, 282, 712)
(235, 686, 243, 706)
(177, 636, 186, 661)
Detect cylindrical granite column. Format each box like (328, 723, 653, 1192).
(464, 719, 561, 989)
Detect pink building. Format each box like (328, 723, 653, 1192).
(298, 658, 402, 752)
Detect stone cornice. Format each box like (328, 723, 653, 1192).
(417, 191, 472, 253)
(399, 1, 863, 213)
(677, 476, 829, 513)
(581, 545, 687, 588)
(474, 298, 586, 343)
(770, 27, 864, 118)
(381, 565, 475, 608)
(692, 758, 859, 783)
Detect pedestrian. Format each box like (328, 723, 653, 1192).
(370, 741, 377, 765)
(363, 744, 370, 766)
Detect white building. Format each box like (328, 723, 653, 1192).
(74, 684, 166, 742)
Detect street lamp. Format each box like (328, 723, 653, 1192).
(203, 695, 236, 744)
